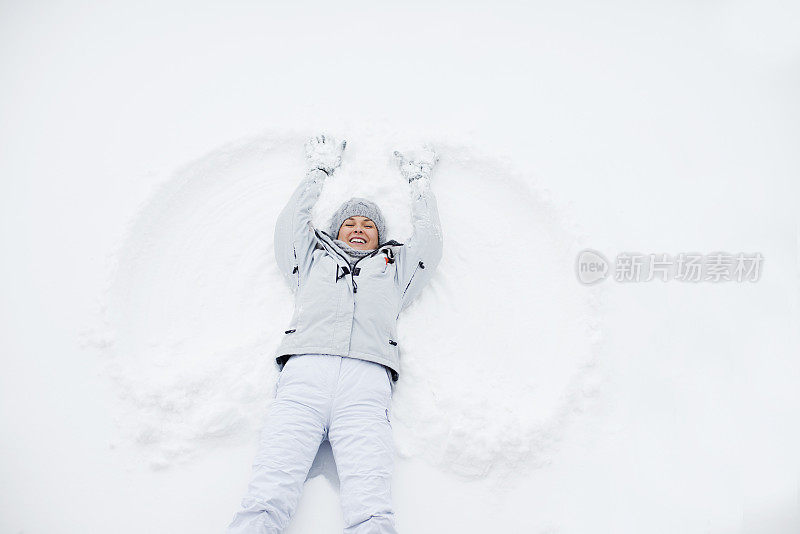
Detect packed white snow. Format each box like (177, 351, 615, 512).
(89, 129, 603, 480)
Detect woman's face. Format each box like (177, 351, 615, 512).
(337, 216, 379, 250)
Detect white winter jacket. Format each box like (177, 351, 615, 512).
(273, 169, 443, 381)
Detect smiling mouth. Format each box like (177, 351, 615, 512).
(350, 237, 366, 244)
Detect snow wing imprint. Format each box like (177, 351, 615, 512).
(389, 143, 605, 479)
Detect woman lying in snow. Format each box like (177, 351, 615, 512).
(226, 135, 443, 534)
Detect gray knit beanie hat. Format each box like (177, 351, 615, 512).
(328, 197, 387, 243)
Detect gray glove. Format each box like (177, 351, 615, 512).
(393, 145, 439, 183)
(305, 135, 347, 174)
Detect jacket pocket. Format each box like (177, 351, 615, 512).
(283, 305, 304, 336)
(291, 245, 301, 292)
(274, 368, 284, 398)
(384, 366, 394, 399)
(401, 260, 425, 299)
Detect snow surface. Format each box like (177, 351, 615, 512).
(1, 2, 799, 534)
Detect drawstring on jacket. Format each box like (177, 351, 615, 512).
(335, 265, 350, 281)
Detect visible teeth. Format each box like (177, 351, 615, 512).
(351, 238, 365, 243)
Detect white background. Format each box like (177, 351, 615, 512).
(1, 2, 798, 533)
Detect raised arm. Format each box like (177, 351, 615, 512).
(393, 147, 444, 310)
(274, 135, 346, 292)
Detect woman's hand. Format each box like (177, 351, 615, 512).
(305, 135, 347, 175)
(393, 145, 439, 183)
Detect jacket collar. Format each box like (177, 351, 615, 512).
(315, 229, 403, 265)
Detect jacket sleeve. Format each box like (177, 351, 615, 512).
(274, 169, 327, 293)
(396, 179, 443, 311)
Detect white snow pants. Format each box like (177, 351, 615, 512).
(226, 354, 397, 534)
